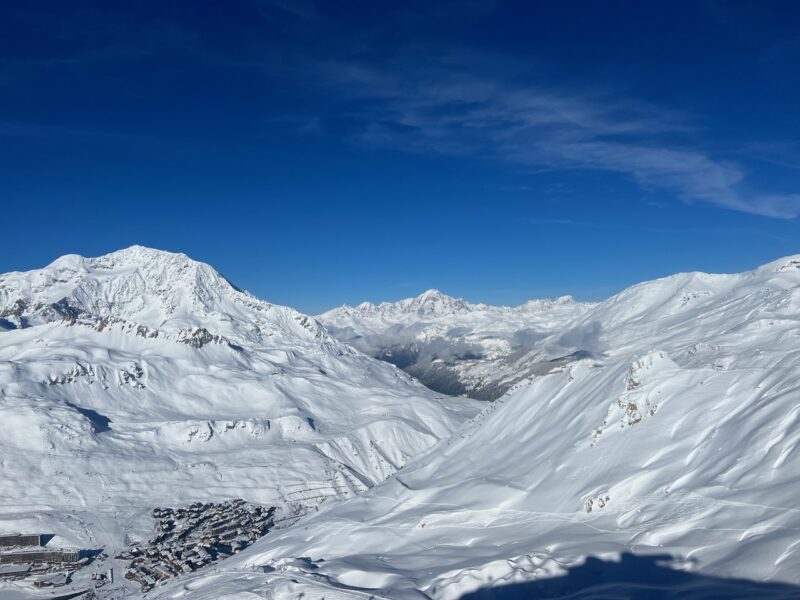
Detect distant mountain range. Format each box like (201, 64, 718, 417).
(318, 289, 595, 399)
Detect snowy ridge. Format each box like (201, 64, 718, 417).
(347, 289, 486, 318)
(318, 289, 594, 399)
(0, 247, 480, 594)
(0, 245, 329, 343)
(159, 255, 800, 599)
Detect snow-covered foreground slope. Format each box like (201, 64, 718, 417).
(319, 290, 593, 399)
(0, 247, 479, 593)
(155, 256, 800, 598)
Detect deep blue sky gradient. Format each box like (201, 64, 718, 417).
(1, 1, 799, 313)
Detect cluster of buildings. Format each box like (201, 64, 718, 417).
(118, 499, 275, 591)
(90, 568, 114, 590)
(0, 533, 42, 547)
(0, 533, 85, 587)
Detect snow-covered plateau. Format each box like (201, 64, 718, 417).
(3, 248, 800, 599)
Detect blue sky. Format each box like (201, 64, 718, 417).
(1, 1, 799, 313)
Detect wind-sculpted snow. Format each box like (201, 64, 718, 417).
(319, 290, 594, 399)
(157, 255, 800, 598)
(0, 247, 480, 596)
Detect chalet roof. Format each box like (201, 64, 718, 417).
(0, 562, 31, 575)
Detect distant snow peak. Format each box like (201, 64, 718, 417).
(520, 295, 578, 311)
(349, 289, 476, 317)
(415, 289, 450, 304)
(407, 289, 472, 314)
(98, 244, 188, 263)
(318, 289, 594, 399)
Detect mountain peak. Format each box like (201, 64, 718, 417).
(404, 288, 473, 315)
(93, 245, 206, 274)
(111, 244, 184, 257)
(45, 245, 191, 270)
(415, 289, 450, 303)
(519, 295, 581, 311)
(0, 246, 283, 342)
(319, 289, 487, 321)
(0, 246, 342, 348)
(104, 244, 192, 263)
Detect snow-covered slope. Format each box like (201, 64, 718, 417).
(158, 255, 800, 598)
(0, 247, 480, 589)
(319, 290, 593, 399)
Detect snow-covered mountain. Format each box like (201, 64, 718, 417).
(0, 246, 480, 592)
(318, 289, 594, 399)
(154, 255, 800, 598)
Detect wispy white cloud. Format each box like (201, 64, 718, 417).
(301, 56, 800, 219)
(5, 1, 796, 219)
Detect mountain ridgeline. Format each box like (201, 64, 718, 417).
(318, 289, 595, 399)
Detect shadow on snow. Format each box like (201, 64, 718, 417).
(459, 553, 800, 599)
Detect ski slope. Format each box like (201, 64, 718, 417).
(152, 255, 800, 599)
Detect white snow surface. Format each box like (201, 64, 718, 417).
(149, 256, 800, 598)
(318, 290, 594, 399)
(0, 246, 480, 593)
